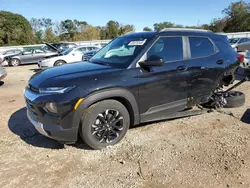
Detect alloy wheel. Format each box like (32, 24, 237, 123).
(91, 109, 124, 143)
(11, 59, 20, 66)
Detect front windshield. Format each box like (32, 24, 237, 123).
(229, 38, 240, 44)
(90, 35, 154, 68)
(61, 47, 74, 55)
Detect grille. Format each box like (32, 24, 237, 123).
(29, 84, 39, 93)
(26, 98, 39, 118)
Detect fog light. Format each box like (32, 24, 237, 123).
(45, 102, 58, 114)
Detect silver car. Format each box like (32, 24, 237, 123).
(229, 37, 250, 51)
(10, 48, 59, 66)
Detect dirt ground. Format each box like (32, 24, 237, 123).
(1, 65, 250, 188)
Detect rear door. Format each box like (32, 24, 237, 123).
(185, 36, 227, 104)
(138, 36, 191, 121)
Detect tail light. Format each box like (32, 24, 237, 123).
(237, 54, 244, 62)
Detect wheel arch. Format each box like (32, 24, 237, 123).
(72, 88, 140, 131)
(9, 57, 21, 65)
(54, 59, 67, 66)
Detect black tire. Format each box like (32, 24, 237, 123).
(54, 60, 66, 66)
(10, 58, 21, 66)
(224, 91, 245, 108)
(80, 100, 130, 150)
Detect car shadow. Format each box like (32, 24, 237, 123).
(241, 109, 250, 124)
(8, 107, 93, 150)
(8, 107, 65, 149)
(0, 81, 4, 86)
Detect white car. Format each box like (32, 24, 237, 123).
(241, 50, 250, 70)
(38, 46, 101, 69)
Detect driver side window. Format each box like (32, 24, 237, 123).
(147, 37, 184, 62)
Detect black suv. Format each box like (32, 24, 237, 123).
(24, 29, 240, 149)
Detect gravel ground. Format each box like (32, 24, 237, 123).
(1, 65, 250, 188)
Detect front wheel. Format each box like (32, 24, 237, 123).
(80, 100, 130, 150)
(54, 60, 66, 66)
(10, 58, 21, 66)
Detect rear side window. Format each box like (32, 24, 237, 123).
(147, 37, 183, 62)
(189, 37, 215, 58)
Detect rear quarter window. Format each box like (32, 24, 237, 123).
(189, 37, 215, 58)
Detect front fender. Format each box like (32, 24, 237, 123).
(71, 88, 140, 130)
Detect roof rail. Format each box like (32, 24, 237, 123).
(160, 28, 212, 33)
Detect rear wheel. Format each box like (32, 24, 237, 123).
(54, 60, 66, 66)
(10, 58, 21, 66)
(80, 100, 130, 150)
(224, 91, 245, 108)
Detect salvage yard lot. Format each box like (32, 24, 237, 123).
(1, 65, 250, 188)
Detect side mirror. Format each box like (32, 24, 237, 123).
(139, 55, 165, 67)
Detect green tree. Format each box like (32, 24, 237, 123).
(73, 25, 100, 41)
(208, 18, 228, 32)
(223, 1, 250, 32)
(98, 26, 109, 40)
(44, 28, 59, 43)
(143, 27, 153, 31)
(106, 20, 120, 39)
(153, 22, 176, 31)
(61, 19, 77, 40)
(119, 24, 135, 35)
(0, 11, 33, 45)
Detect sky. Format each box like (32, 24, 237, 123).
(1, 0, 237, 31)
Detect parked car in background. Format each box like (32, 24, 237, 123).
(82, 50, 98, 61)
(38, 45, 101, 69)
(9, 46, 59, 66)
(229, 37, 250, 51)
(2, 49, 23, 65)
(241, 50, 250, 70)
(236, 41, 250, 52)
(0, 55, 7, 81)
(25, 29, 241, 149)
(2, 49, 22, 57)
(51, 42, 77, 51)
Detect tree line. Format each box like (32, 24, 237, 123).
(0, 0, 250, 46)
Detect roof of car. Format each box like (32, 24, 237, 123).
(124, 28, 216, 38)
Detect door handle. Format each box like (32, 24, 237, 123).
(217, 60, 224, 64)
(177, 66, 188, 71)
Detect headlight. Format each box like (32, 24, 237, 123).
(45, 102, 58, 114)
(39, 86, 75, 94)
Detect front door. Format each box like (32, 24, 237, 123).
(137, 36, 191, 122)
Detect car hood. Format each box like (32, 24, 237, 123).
(45, 43, 61, 53)
(29, 61, 119, 87)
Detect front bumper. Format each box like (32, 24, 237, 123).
(27, 109, 78, 143)
(38, 60, 53, 69)
(24, 88, 79, 143)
